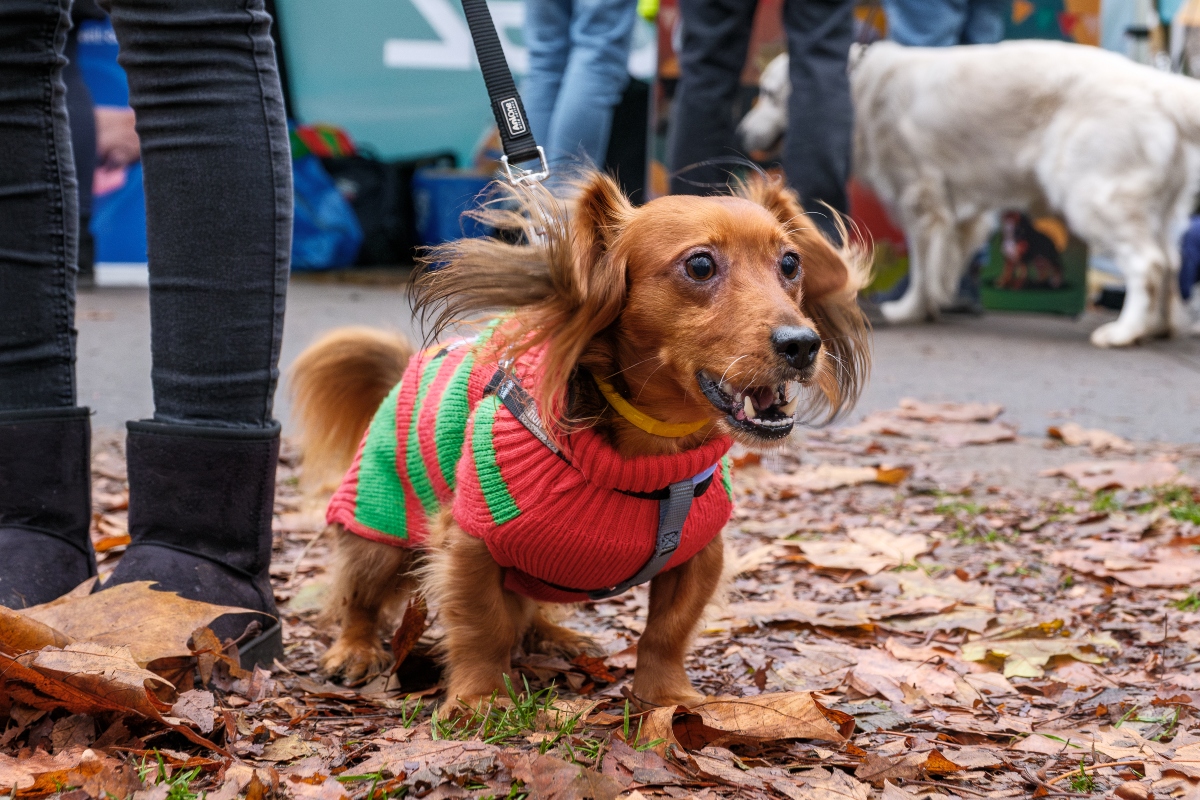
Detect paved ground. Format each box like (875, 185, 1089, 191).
(76, 275, 1200, 442)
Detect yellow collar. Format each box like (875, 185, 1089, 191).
(592, 374, 709, 438)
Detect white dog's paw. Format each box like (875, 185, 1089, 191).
(879, 297, 926, 324)
(1089, 321, 1144, 348)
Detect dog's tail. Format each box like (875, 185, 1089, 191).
(289, 327, 414, 490)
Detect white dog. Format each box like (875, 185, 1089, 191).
(742, 42, 1200, 347)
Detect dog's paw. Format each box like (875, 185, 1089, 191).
(635, 685, 706, 709)
(632, 675, 705, 709)
(442, 686, 508, 718)
(524, 623, 605, 660)
(320, 637, 391, 684)
(1089, 320, 1143, 348)
(879, 296, 926, 325)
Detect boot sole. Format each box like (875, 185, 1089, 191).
(238, 620, 284, 670)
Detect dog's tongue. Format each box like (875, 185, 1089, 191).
(750, 386, 775, 411)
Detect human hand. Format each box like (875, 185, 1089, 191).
(95, 106, 140, 168)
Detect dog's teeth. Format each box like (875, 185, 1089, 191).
(721, 380, 734, 397)
(743, 395, 756, 419)
(780, 396, 799, 416)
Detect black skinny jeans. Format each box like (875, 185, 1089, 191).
(667, 0, 854, 241)
(0, 0, 291, 428)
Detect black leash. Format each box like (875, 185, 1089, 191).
(459, 0, 549, 184)
(484, 367, 717, 600)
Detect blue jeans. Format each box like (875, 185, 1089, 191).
(523, 0, 637, 171)
(883, 0, 1009, 46)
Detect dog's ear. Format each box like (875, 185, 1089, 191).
(413, 171, 635, 427)
(532, 172, 635, 420)
(738, 174, 871, 421)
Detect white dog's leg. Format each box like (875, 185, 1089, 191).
(1091, 245, 1162, 347)
(882, 212, 960, 323)
(879, 249, 928, 324)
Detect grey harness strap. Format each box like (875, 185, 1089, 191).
(484, 368, 718, 600)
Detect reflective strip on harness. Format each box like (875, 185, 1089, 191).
(484, 367, 716, 599)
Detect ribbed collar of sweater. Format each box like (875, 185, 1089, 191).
(562, 427, 733, 493)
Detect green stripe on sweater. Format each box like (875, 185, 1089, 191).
(354, 383, 407, 538)
(433, 350, 475, 492)
(720, 455, 733, 500)
(472, 395, 521, 525)
(405, 353, 445, 515)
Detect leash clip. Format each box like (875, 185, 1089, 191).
(501, 147, 550, 186)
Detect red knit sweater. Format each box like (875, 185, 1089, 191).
(328, 330, 735, 602)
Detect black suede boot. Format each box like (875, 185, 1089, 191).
(104, 421, 284, 668)
(0, 408, 96, 608)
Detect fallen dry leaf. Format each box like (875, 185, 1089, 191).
(262, 734, 317, 762)
(725, 595, 954, 630)
(21, 581, 264, 666)
(883, 606, 997, 634)
(761, 464, 910, 496)
(797, 527, 929, 575)
(171, 690, 216, 734)
(896, 398, 1004, 423)
(960, 627, 1119, 678)
(1050, 540, 1200, 587)
(501, 750, 623, 800)
(389, 596, 428, 674)
(93, 533, 131, 553)
(838, 401, 1016, 447)
(0, 642, 224, 752)
(1048, 422, 1136, 454)
(2, 642, 172, 718)
(0, 748, 142, 798)
(1042, 460, 1187, 491)
(846, 647, 959, 705)
(0, 606, 72, 655)
(865, 569, 996, 609)
(789, 767, 871, 800)
(634, 692, 852, 754)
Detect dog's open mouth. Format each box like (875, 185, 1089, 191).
(696, 371, 798, 440)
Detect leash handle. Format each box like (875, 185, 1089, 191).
(459, 0, 549, 183)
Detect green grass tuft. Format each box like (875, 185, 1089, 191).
(1068, 759, 1095, 793)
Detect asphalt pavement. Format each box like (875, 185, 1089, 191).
(75, 276, 1200, 443)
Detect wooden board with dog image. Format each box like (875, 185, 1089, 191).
(980, 212, 1089, 316)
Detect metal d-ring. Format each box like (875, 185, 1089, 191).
(500, 146, 550, 185)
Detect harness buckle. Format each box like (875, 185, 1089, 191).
(501, 147, 550, 186)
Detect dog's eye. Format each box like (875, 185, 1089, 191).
(685, 253, 716, 282)
(780, 252, 801, 279)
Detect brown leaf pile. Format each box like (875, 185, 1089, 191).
(2, 407, 1200, 800)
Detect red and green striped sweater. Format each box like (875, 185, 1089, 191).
(327, 327, 735, 602)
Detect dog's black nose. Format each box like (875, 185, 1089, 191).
(771, 326, 822, 370)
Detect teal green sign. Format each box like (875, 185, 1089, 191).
(275, 0, 653, 166)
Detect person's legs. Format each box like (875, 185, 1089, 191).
(781, 0, 854, 242)
(881, 0, 968, 47)
(523, 0, 572, 158)
(64, 27, 97, 288)
(962, 0, 1009, 45)
(542, 0, 636, 170)
(0, 0, 97, 608)
(667, 0, 757, 194)
(101, 0, 292, 665)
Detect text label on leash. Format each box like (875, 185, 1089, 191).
(500, 97, 526, 136)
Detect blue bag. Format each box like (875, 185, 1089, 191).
(292, 154, 364, 270)
(91, 162, 147, 263)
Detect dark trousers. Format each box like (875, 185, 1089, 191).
(667, 0, 854, 240)
(0, 0, 291, 428)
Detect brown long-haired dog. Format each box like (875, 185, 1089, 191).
(291, 171, 870, 710)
